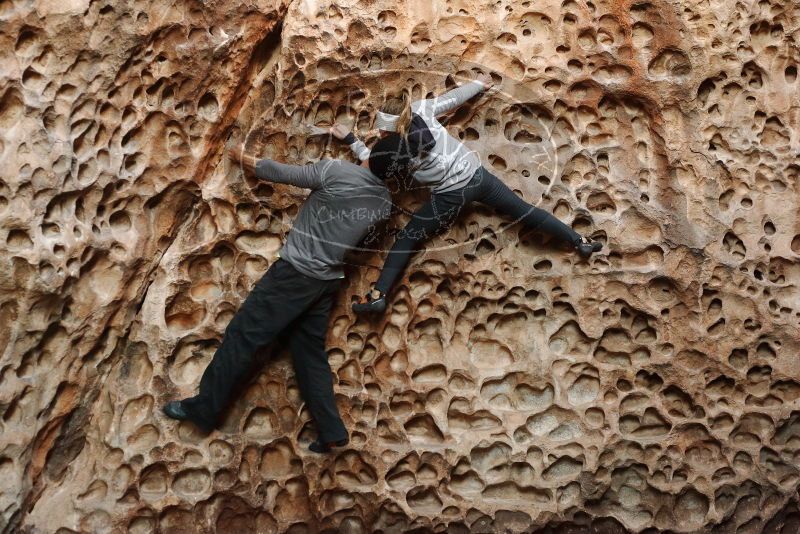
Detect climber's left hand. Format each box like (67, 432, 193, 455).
(227, 143, 258, 175)
(330, 123, 351, 140)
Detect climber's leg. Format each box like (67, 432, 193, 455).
(474, 166, 601, 256)
(287, 279, 348, 448)
(372, 191, 465, 295)
(173, 259, 329, 432)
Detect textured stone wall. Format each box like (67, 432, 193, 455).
(2, 0, 800, 531)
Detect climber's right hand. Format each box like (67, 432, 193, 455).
(476, 73, 494, 89)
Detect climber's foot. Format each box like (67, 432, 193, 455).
(162, 400, 214, 433)
(352, 290, 387, 314)
(575, 236, 602, 258)
(309, 437, 349, 454)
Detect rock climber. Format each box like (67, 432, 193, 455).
(162, 143, 393, 453)
(330, 73, 603, 314)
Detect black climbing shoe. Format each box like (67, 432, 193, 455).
(575, 236, 602, 258)
(309, 437, 349, 454)
(162, 401, 214, 433)
(163, 400, 190, 420)
(352, 291, 387, 314)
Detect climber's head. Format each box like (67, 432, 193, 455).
(377, 92, 412, 137)
(368, 133, 413, 181)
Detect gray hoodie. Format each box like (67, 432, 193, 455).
(254, 159, 392, 280)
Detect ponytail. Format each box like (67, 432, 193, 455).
(379, 91, 435, 158)
(395, 101, 412, 136)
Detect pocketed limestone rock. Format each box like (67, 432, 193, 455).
(2, 0, 800, 532)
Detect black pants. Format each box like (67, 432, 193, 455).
(375, 166, 581, 294)
(181, 259, 348, 443)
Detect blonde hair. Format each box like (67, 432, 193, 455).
(380, 93, 412, 135)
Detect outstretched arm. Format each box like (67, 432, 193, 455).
(227, 144, 324, 189)
(429, 74, 494, 116)
(331, 124, 371, 161)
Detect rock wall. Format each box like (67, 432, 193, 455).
(2, 0, 800, 531)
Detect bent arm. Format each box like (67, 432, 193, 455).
(429, 80, 487, 116)
(343, 132, 371, 161)
(254, 159, 325, 189)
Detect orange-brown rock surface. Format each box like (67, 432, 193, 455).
(2, 0, 800, 531)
